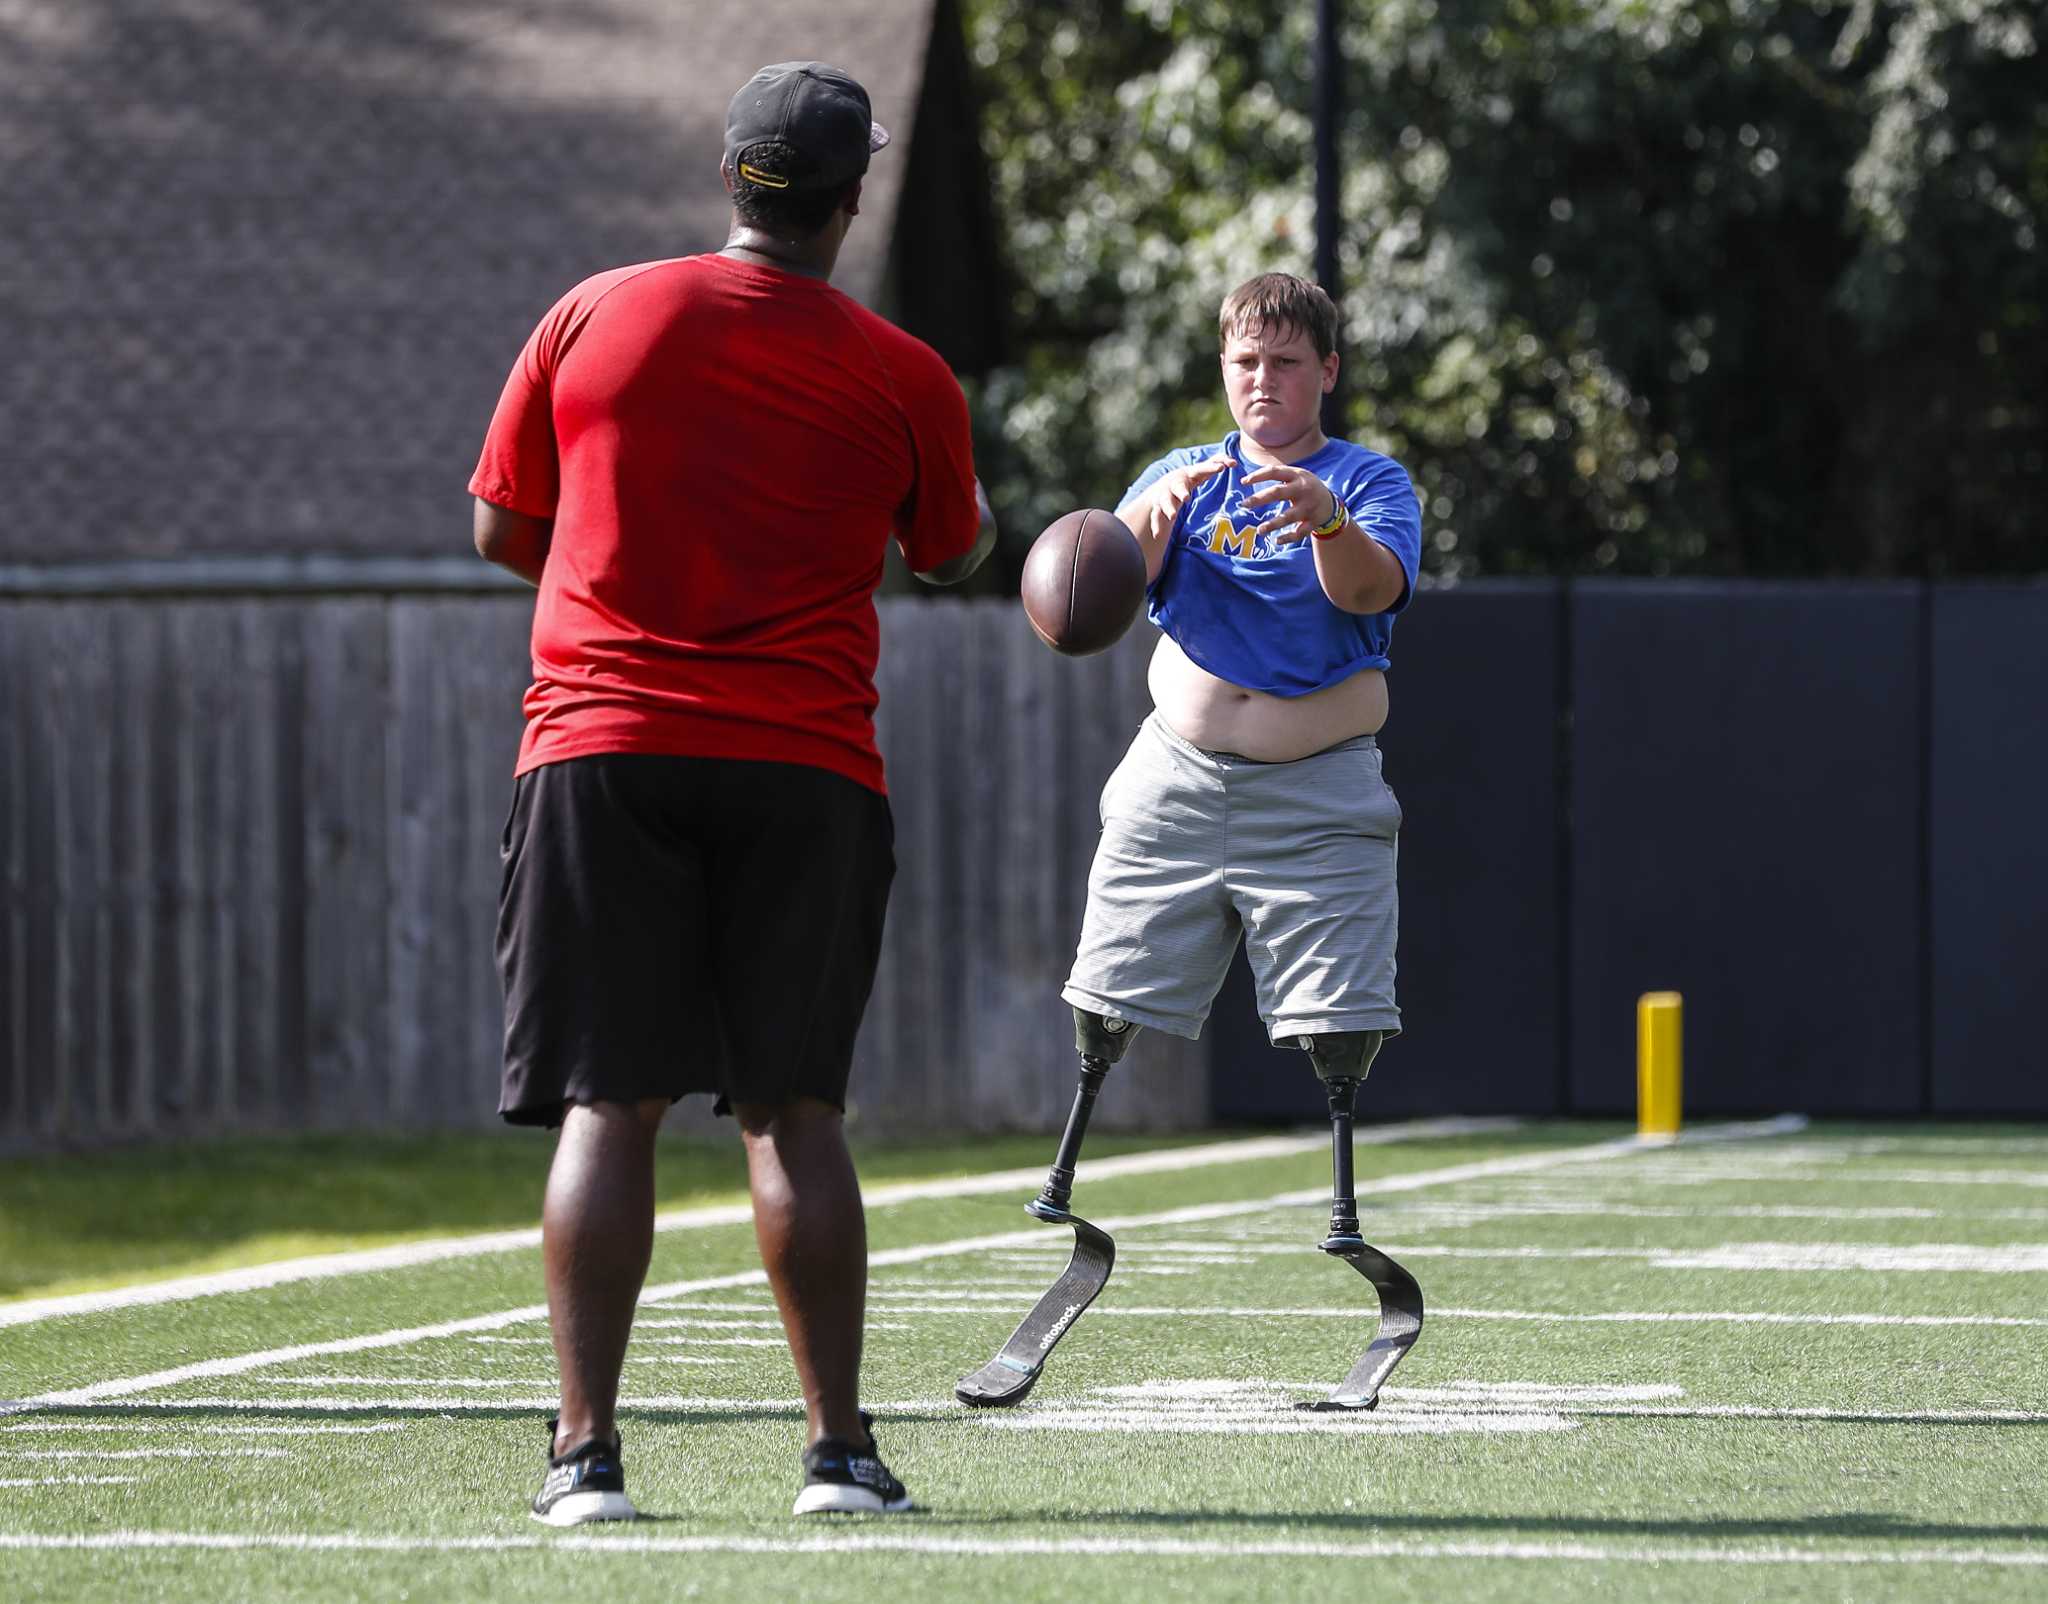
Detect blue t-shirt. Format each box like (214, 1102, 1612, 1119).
(1124, 433, 1422, 697)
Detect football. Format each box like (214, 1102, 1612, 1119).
(1019, 509, 1146, 656)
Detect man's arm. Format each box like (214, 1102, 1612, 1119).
(473, 498, 552, 587)
(913, 479, 998, 587)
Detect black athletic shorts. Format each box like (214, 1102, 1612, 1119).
(495, 752, 895, 1127)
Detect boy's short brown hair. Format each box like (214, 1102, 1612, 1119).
(1218, 273, 1340, 360)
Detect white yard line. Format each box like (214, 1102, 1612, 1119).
(1489, 1402, 2048, 1424)
(17, 1448, 287, 1461)
(1, 1422, 403, 1436)
(1599, 1165, 2048, 1188)
(30, 1390, 2048, 1431)
(1206, 1241, 2048, 1271)
(980, 1410, 1577, 1435)
(17, 1119, 1799, 1413)
(0, 1118, 1508, 1332)
(853, 1300, 2048, 1328)
(1371, 1203, 2048, 1222)
(259, 1377, 534, 1388)
(0, 1529, 2040, 1568)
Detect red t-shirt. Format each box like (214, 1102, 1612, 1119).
(469, 253, 981, 793)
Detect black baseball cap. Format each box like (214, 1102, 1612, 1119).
(723, 61, 891, 192)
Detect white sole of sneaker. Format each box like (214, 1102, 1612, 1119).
(792, 1484, 913, 1516)
(531, 1490, 638, 1526)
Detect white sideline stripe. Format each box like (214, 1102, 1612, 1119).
(1498, 1403, 2048, 1424)
(636, 1336, 784, 1347)
(1381, 1203, 1954, 1222)
(0, 1118, 1508, 1331)
(1655, 1243, 2048, 1273)
(28, 1396, 758, 1414)
(1827, 1137, 2048, 1154)
(1392, 1382, 1683, 1402)
(869, 1280, 1054, 1291)
(462, 1338, 760, 1356)
(625, 1357, 736, 1366)
(856, 1302, 2048, 1329)
(1, 1422, 403, 1436)
(262, 1377, 518, 1388)
(1438, 1306, 2048, 1329)
(20, 1119, 1798, 1412)
(1246, 1241, 2048, 1272)
(1375, 1202, 2048, 1224)
(18, 1448, 288, 1461)
(33, 1391, 2048, 1430)
(0, 1530, 2041, 1568)
(468, 1337, 754, 1346)
(981, 1410, 1575, 1436)
(1600, 1165, 2048, 1188)
(0, 1476, 138, 1488)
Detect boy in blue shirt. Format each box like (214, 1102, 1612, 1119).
(1066, 271, 1421, 1049)
(958, 274, 1425, 1413)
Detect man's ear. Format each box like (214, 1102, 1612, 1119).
(1321, 351, 1341, 394)
(843, 178, 863, 219)
(720, 158, 736, 196)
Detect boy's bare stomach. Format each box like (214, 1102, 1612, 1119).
(1147, 634, 1387, 763)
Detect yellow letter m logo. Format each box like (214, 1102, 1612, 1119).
(1206, 514, 1255, 557)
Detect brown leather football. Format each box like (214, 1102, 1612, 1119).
(1019, 509, 1146, 656)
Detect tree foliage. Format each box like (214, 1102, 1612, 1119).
(960, 0, 2044, 582)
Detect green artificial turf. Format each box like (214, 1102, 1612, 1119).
(0, 1126, 1239, 1301)
(3, 1121, 2044, 1603)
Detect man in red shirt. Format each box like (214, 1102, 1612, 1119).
(470, 61, 993, 1523)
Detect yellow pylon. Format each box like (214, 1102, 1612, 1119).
(1637, 991, 1683, 1144)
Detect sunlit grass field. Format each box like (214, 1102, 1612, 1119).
(4, 1119, 2045, 1601)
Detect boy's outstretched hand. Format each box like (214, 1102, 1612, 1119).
(1118, 454, 1234, 582)
(1241, 462, 1339, 541)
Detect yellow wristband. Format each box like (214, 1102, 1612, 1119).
(1310, 498, 1349, 540)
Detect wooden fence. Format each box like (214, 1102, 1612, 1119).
(0, 588, 1202, 1150)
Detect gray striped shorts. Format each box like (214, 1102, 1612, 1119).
(1062, 711, 1402, 1044)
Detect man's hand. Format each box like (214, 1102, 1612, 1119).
(1241, 463, 1338, 543)
(1119, 454, 1233, 583)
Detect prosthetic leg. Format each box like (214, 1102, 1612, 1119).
(955, 1009, 1134, 1407)
(1296, 1032, 1425, 1411)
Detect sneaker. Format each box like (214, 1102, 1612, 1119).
(530, 1418, 637, 1526)
(793, 1411, 913, 1515)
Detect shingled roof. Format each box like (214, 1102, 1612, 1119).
(0, 0, 995, 562)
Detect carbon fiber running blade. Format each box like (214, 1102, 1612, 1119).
(1299, 1240, 1424, 1412)
(955, 1214, 1115, 1407)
